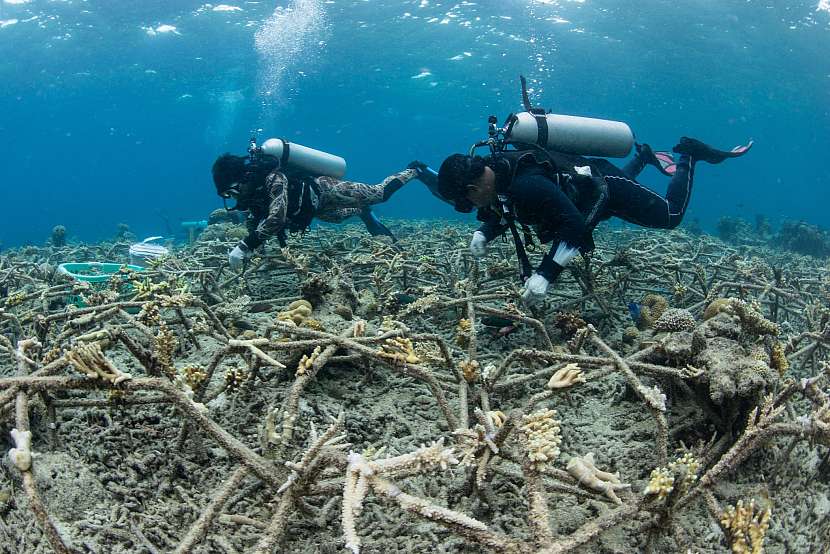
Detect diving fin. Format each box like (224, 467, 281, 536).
(654, 151, 677, 176)
(673, 137, 754, 164)
(359, 208, 396, 242)
(637, 143, 677, 176)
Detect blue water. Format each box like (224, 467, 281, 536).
(1, 0, 828, 247)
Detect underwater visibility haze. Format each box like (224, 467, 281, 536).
(0, 0, 828, 245)
(4, 2, 830, 554)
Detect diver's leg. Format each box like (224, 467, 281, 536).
(316, 206, 396, 240)
(316, 207, 361, 224)
(621, 145, 649, 179)
(316, 169, 417, 210)
(604, 154, 694, 229)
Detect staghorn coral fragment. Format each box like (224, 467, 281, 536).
(180, 364, 207, 388)
(456, 318, 472, 348)
(546, 363, 585, 390)
(643, 467, 674, 500)
(297, 346, 322, 376)
(769, 341, 788, 376)
(66, 342, 133, 385)
(566, 452, 630, 505)
(460, 359, 480, 383)
(377, 337, 420, 365)
(731, 299, 780, 337)
(720, 499, 771, 554)
(342, 440, 461, 553)
(224, 366, 248, 392)
(154, 322, 177, 377)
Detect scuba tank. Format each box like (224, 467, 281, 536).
(505, 111, 634, 158)
(260, 138, 347, 178)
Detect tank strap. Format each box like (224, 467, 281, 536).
(497, 194, 533, 281)
(533, 112, 548, 148)
(280, 140, 291, 168)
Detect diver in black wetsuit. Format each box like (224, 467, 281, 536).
(409, 137, 752, 306)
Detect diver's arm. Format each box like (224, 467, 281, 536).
(241, 170, 289, 250)
(408, 161, 453, 204)
(475, 208, 508, 241)
(512, 173, 586, 283)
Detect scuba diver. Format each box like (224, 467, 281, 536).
(409, 78, 752, 307)
(213, 137, 418, 270)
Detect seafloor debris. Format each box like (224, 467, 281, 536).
(1, 221, 829, 553)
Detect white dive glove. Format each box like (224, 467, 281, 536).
(228, 244, 250, 271)
(469, 231, 488, 258)
(521, 273, 549, 306)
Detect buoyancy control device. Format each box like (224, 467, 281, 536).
(256, 137, 347, 178)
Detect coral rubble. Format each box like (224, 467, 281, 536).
(1, 221, 829, 553)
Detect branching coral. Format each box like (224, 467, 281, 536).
(520, 409, 562, 471)
(377, 337, 420, 364)
(644, 453, 701, 502)
(553, 311, 586, 338)
(342, 440, 462, 553)
(456, 318, 472, 347)
(297, 346, 322, 376)
(644, 467, 674, 500)
(4, 220, 830, 554)
(155, 322, 177, 377)
(66, 342, 133, 384)
(719, 499, 771, 554)
(460, 359, 480, 383)
(224, 366, 248, 392)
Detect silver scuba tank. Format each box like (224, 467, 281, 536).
(506, 111, 634, 158)
(260, 138, 347, 178)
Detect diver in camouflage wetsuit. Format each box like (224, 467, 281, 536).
(212, 152, 417, 270)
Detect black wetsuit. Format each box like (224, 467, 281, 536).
(476, 151, 694, 283)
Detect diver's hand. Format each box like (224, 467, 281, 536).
(228, 243, 250, 271)
(469, 231, 487, 258)
(521, 273, 549, 307)
(407, 160, 427, 175)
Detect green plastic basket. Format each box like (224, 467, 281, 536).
(58, 262, 145, 308)
(58, 262, 145, 283)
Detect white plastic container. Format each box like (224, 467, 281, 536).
(129, 237, 169, 267)
(507, 111, 634, 158)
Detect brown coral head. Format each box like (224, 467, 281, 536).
(553, 311, 586, 338)
(704, 298, 735, 321)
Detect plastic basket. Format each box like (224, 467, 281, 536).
(58, 262, 145, 308)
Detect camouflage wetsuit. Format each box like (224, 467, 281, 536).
(241, 168, 418, 250)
